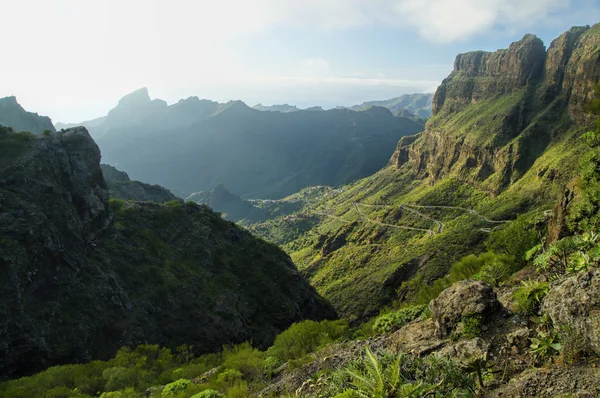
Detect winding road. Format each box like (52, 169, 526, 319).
(314, 201, 509, 236)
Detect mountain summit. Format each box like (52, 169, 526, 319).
(0, 96, 55, 134)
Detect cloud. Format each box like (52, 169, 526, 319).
(0, 0, 593, 121)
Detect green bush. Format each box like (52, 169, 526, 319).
(263, 356, 284, 378)
(513, 280, 549, 315)
(161, 378, 191, 396)
(407, 252, 509, 305)
(485, 215, 539, 263)
(221, 343, 265, 379)
(477, 254, 516, 287)
(268, 319, 348, 362)
(461, 315, 482, 339)
(190, 389, 225, 398)
(372, 305, 427, 334)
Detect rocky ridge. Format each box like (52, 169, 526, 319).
(100, 164, 179, 203)
(0, 127, 334, 377)
(0, 96, 55, 134)
(392, 25, 600, 193)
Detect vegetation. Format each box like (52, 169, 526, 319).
(513, 280, 550, 315)
(372, 305, 427, 334)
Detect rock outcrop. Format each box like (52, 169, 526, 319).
(100, 164, 179, 203)
(429, 280, 500, 338)
(0, 96, 55, 134)
(542, 269, 600, 356)
(392, 25, 600, 194)
(0, 127, 335, 377)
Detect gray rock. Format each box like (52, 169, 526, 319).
(541, 269, 600, 355)
(438, 337, 489, 367)
(429, 280, 500, 338)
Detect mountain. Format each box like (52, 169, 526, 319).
(0, 126, 334, 377)
(250, 25, 600, 321)
(0, 96, 55, 134)
(186, 184, 270, 222)
(348, 93, 434, 119)
(70, 92, 424, 199)
(252, 103, 300, 113)
(100, 164, 179, 203)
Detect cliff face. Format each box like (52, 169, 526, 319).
(100, 164, 179, 203)
(0, 96, 55, 134)
(392, 25, 600, 194)
(0, 128, 334, 377)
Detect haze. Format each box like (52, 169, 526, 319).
(2, 0, 600, 123)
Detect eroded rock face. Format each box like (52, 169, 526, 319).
(0, 128, 334, 377)
(429, 280, 500, 338)
(433, 34, 546, 113)
(541, 269, 600, 356)
(392, 25, 600, 194)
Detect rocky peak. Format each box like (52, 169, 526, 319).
(433, 34, 546, 114)
(116, 87, 151, 107)
(0, 96, 55, 134)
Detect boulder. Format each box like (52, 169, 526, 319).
(438, 338, 489, 367)
(541, 269, 600, 355)
(429, 280, 500, 338)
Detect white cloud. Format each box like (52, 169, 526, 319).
(0, 0, 591, 121)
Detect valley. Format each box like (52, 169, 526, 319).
(1, 17, 600, 398)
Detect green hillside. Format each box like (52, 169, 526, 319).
(249, 27, 600, 321)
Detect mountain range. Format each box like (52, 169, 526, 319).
(55, 90, 425, 199)
(2, 22, 600, 398)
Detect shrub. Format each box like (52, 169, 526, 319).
(268, 319, 348, 362)
(559, 323, 588, 363)
(477, 253, 516, 287)
(263, 356, 284, 378)
(408, 252, 509, 305)
(215, 368, 243, 387)
(224, 380, 249, 398)
(221, 342, 265, 379)
(461, 315, 482, 339)
(161, 378, 191, 396)
(513, 280, 549, 315)
(43, 130, 52, 136)
(102, 367, 139, 392)
(485, 215, 539, 263)
(190, 389, 225, 398)
(372, 305, 427, 334)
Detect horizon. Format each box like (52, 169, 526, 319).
(2, 1, 600, 123)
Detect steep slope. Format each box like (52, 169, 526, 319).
(186, 184, 270, 222)
(0, 96, 55, 134)
(82, 94, 424, 198)
(0, 126, 334, 378)
(251, 25, 600, 321)
(100, 164, 179, 203)
(348, 93, 434, 119)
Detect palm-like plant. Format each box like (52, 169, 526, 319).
(344, 347, 422, 398)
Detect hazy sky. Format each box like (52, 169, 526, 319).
(2, 0, 600, 123)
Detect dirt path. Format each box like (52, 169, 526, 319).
(314, 201, 509, 236)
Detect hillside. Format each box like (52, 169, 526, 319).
(64, 91, 424, 199)
(0, 126, 334, 378)
(0, 96, 55, 134)
(348, 93, 434, 119)
(248, 25, 600, 321)
(100, 164, 179, 203)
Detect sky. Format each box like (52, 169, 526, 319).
(1, 0, 600, 123)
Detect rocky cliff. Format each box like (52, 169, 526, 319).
(0, 96, 55, 134)
(392, 25, 600, 194)
(0, 127, 334, 377)
(100, 164, 179, 203)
